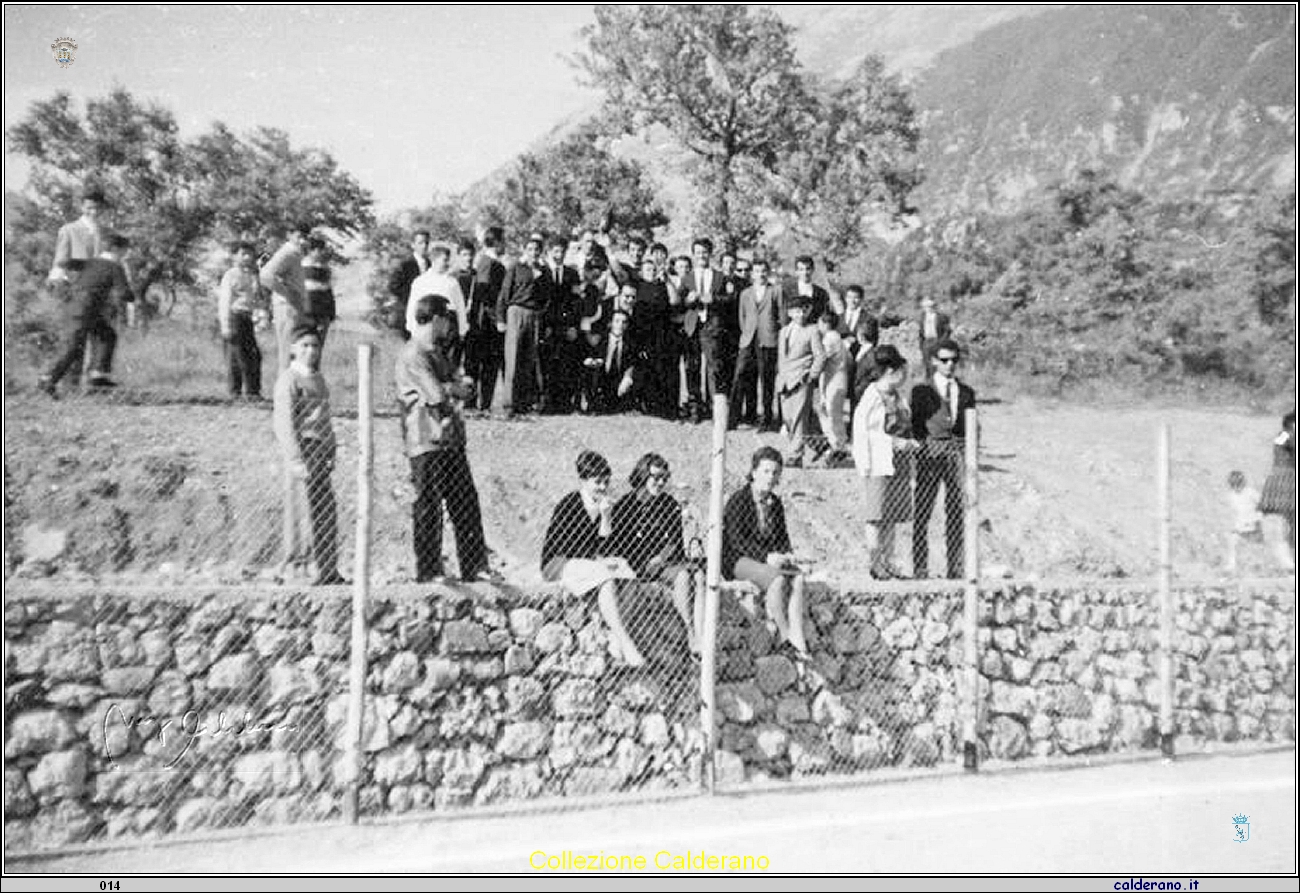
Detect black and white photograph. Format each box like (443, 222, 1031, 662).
(2, 4, 1296, 887)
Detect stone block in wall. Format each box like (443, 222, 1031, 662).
(1056, 717, 1106, 754)
(533, 622, 573, 655)
(992, 627, 1018, 652)
(599, 703, 637, 738)
(980, 651, 1005, 680)
(440, 620, 490, 655)
(553, 679, 602, 719)
(101, 666, 158, 696)
(380, 651, 421, 694)
(565, 766, 627, 796)
(1044, 684, 1091, 719)
(4, 768, 36, 818)
(1007, 658, 1033, 683)
(28, 799, 98, 846)
(988, 715, 1029, 760)
(640, 713, 670, 748)
(719, 723, 757, 756)
(719, 648, 756, 681)
(498, 721, 551, 760)
(551, 721, 608, 767)
(808, 652, 843, 688)
(504, 676, 547, 718)
(811, 690, 852, 728)
(713, 750, 746, 786)
(615, 679, 662, 712)
(754, 655, 798, 696)
(146, 670, 192, 717)
(988, 682, 1035, 719)
(898, 723, 941, 768)
(476, 762, 545, 805)
(373, 743, 424, 786)
(503, 644, 536, 675)
(5, 710, 77, 758)
(753, 723, 789, 761)
(789, 731, 834, 775)
(44, 684, 103, 710)
(27, 748, 89, 802)
(424, 657, 461, 692)
(775, 695, 811, 725)
(716, 683, 767, 725)
(882, 618, 919, 650)
(508, 607, 544, 640)
(207, 653, 259, 696)
(614, 737, 651, 782)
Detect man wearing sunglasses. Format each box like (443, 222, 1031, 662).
(910, 338, 977, 579)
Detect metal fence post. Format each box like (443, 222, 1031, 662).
(962, 408, 980, 771)
(701, 394, 728, 794)
(1157, 422, 1174, 758)
(343, 343, 373, 823)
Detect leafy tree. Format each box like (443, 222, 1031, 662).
(6, 89, 376, 317)
(576, 4, 808, 246)
(470, 121, 667, 243)
(771, 56, 922, 258)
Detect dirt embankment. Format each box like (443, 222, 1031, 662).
(3, 394, 1288, 584)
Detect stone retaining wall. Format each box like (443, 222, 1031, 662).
(4, 579, 1294, 852)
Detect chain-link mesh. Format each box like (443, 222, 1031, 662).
(4, 587, 349, 850)
(6, 271, 1296, 856)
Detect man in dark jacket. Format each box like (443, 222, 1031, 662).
(39, 232, 134, 396)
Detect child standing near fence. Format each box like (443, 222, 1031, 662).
(217, 242, 268, 401)
(273, 323, 345, 586)
(1224, 470, 1263, 574)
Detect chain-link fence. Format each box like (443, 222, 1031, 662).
(5, 305, 1295, 856)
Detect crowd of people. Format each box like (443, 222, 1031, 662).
(32, 187, 1294, 664)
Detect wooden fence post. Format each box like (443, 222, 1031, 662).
(343, 343, 373, 823)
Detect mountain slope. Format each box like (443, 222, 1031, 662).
(910, 4, 1297, 212)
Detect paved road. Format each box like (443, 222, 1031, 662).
(11, 750, 1296, 876)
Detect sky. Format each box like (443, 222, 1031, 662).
(4, 5, 602, 214)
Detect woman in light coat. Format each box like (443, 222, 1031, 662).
(851, 344, 914, 578)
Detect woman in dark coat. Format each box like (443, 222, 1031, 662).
(610, 453, 705, 653)
(722, 446, 810, 658)
(541, 450, 643, 666)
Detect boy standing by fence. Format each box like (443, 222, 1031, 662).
(273, 323, 345, 585)
(218, 241, 268, 401)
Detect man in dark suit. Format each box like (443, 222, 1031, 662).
(841, 284, 881, 406)
(689, 237, 739, 419)
(387, 230, 431, 339)
(732, 257, 785, 430)
(918, 294, 952, 364)
(584, 308, 638, 414)
(495, 234, 547, 417)
(40, 233, 135, 397)
(463, 226, 506, 412)
(910, 338, 977, 579)
(540, 235, 583, 413)
(784, 255, 830, 325)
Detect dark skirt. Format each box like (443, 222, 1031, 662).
(862, 451, 913, 523)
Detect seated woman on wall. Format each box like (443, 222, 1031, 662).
(610, 453, 706, 654)
(541, 450, 642, 666)
(722, 445, 811, 658)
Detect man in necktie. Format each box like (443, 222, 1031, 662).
(388, 230, 432, 339)
(691, 236, 737, 418)
(785, 255, 830, 325)
(586, 308, 637, 413)
(909, 338, 977, 579)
